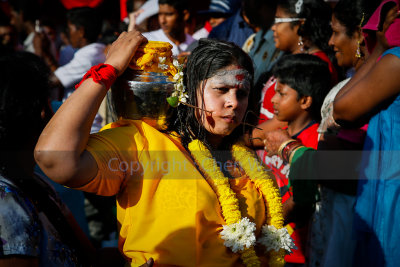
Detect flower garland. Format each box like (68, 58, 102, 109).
(166, 59, 188, 107)
(188, 140, 295, 267)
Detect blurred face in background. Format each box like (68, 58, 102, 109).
(0, 25, 15, 47)
(43, 25, 57, 42)
(158, 4, 182, 36)
(209, 16, 226, 28)
(67, 21, 82, 48)
(9, 8, 24, 32)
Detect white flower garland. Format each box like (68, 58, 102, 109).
(220, 217, 257, 253)
(171, 59, 188, 104)
(259, 225, 297, 253)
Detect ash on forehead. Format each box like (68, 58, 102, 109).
(213, 69, 252, 89)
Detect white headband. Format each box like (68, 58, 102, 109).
(274, 17, 305, 24)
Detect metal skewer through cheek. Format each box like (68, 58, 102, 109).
(180, 101, 213, 115)
(179, 102, 262, 130)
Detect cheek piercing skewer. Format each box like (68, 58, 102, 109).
(179, 102, 213, 115)
(179, 102, 262, 130)
(241, 122, 263, 130)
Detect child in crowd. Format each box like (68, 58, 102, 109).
(262, 53, 332, 265)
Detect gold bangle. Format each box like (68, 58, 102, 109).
(289, 145, 305, 164)
(278, 139, 297, 158)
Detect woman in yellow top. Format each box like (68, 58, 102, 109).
(35, 30, 293, 267)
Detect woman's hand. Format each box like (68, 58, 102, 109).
(105, 30, 147, 76)
(263, 129, 292, 156)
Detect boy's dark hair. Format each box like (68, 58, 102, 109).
(333, 0, 381, 37)
(272, 53, 331, 121)
(166, 38, 255, 151)
(243, 0, 277, 30)
(158, 0, 189, 15)
(67, 7, 102, 43)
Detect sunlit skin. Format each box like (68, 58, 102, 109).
(271, 81, 303, 122)
(196, 65, 251, 147)
(329, 15, 361, 68)
(271, 80, 312, 135)
(271, 6, 302, 53)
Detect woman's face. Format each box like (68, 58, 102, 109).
(196, 64, 251, 146)
(329, 15, 360, 68)
(271, 6, 301, 53)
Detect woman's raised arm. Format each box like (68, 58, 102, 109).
(35, 31, 147, 188)
(333, 52, 400, 123)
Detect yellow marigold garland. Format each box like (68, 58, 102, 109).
(231, 142, 286, 267)
(188, 140, 287, 267)
(188, 140, 260, 266)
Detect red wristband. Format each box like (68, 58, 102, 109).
(75, 63, 118, 90)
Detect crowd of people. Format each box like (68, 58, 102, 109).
(1, 0, 400, 266)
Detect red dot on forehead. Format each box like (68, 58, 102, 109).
(235, 74, 244, 81)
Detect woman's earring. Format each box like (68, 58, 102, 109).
(355, 40, 362, 58)
(298, 36, 304, 52)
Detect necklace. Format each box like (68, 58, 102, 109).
(188, 140, 295, 267)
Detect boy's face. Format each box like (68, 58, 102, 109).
(271, 80, 304, 122)
(158, 4, 182, 36)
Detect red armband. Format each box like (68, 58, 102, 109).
(75, 63, 118, 90)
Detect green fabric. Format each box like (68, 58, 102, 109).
(289, 147, 319, 206)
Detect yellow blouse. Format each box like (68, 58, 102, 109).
(75, 119, 268, 266)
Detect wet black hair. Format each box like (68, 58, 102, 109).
(165, 38, 256, 151)
(67, 7, 102, 43)
(272, 53, 331, 121)
(333, 0, 382, 37)
(277, 0, 332, 54)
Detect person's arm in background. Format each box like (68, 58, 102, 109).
(333, 52, 400, 123)
(33, 31, 65, 100)
(35, 30, 147, 188)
